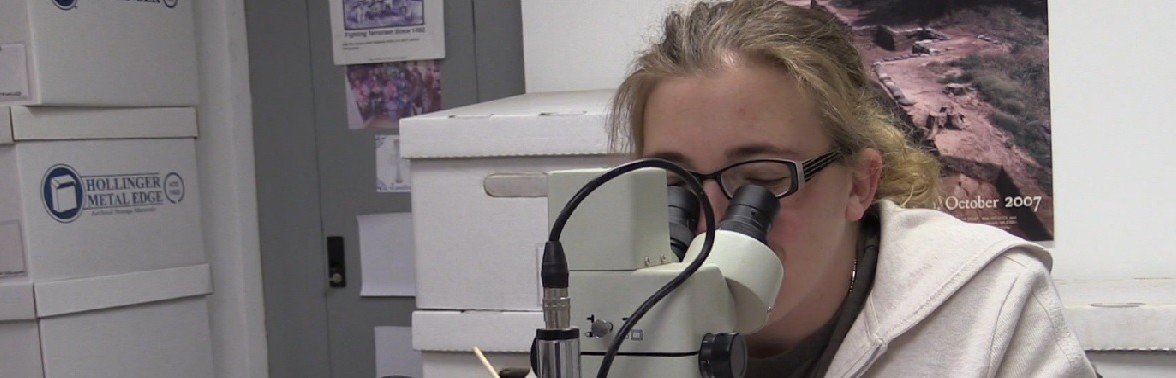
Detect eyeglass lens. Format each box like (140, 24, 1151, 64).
(665, 160, 798, 198)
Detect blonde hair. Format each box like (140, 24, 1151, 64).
(609, 0, 940, 208)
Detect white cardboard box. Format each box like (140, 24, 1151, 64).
(413, 310, 542, 378)
(400, 90, 620, 311)
(0, 106, 212, 376)
(0, 106, 204, 282)
(1057, 279, 1176, 352)
(1059, 280, 1176, 375)
(0, 0, 198, 106)
(0, 267, 214, 378)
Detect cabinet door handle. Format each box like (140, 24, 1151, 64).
(327, 236, 346, 288)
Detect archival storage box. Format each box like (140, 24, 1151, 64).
(0, 0, 198, 106)
(0, 105, 212, 377)
(0, 279, 214, 378)
(412, 310, 543, 378)
(400, 90, 619, 311)
(0, 106, 205, 282)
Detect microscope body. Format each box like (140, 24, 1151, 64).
(546, 168, 784, 377)
(571, 264, 734, 376)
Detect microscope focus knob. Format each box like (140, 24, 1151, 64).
(698, 333, 747, 378)
(590, 318, 614, 338)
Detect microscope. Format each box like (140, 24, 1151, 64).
(531, 160, 785, 378)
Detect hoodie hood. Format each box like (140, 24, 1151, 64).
(827, 200, 1051, 376)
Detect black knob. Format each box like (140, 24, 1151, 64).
(698, 333, 748, 378)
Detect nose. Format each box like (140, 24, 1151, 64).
(695, 180, 728, 235)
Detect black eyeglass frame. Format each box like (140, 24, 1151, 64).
(679, 151, 842, 199)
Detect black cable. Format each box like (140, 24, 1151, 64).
(543, 158, 716, 378)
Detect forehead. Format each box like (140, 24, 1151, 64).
(640, 62, 831, 169)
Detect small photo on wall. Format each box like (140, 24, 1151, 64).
(346, 59, 442, 131)
(376, 134, 410, 193)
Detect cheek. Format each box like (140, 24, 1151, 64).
(761, 192, 849, 315)
(761, 177, 854, 280)
(766, 194, 847, 252)
(765, 207, 825, 258)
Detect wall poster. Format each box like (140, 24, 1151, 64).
(790, 0, 1053, 241)
(329, 0, 445, 65)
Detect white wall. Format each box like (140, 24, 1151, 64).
(522, 0, 697, 93)
(1049, 0, 1176, 281)
(1050, 0, 1176, 373)
(194, 0, 269, 377)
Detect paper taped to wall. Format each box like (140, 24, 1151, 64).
(357, 212, 415, 296)
(376, 135, 411, 193)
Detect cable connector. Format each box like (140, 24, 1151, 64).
(542, 241, 571, 329)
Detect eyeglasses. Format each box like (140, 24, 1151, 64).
(667, 151, 842, 199)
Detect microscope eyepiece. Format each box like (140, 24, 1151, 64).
(667, 186, 700, 261)
(718, 185, 779, 244)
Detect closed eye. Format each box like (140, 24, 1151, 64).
(746, 176, 790, 186)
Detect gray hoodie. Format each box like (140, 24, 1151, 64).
(827, 201, 1096, 377)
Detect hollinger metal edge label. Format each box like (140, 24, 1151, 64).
(40, 163, 185, 223)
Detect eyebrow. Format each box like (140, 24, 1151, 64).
(646, 151, 692, 166)
(645, 144, 804, 168)
(726, 144, 803, 160)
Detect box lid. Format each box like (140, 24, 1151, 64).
(400, 90, 615, 159)
(33, 264, 211, 318)
(8, 106, 197, 141)
(1058, 279, 1176, 351)
(412, 310, 543, 353)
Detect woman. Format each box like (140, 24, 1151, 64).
(609, 0, 1096, 376)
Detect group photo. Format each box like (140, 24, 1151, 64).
(346, 60, 441, 131)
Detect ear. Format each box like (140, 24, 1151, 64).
(846, 148, 882, 221)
